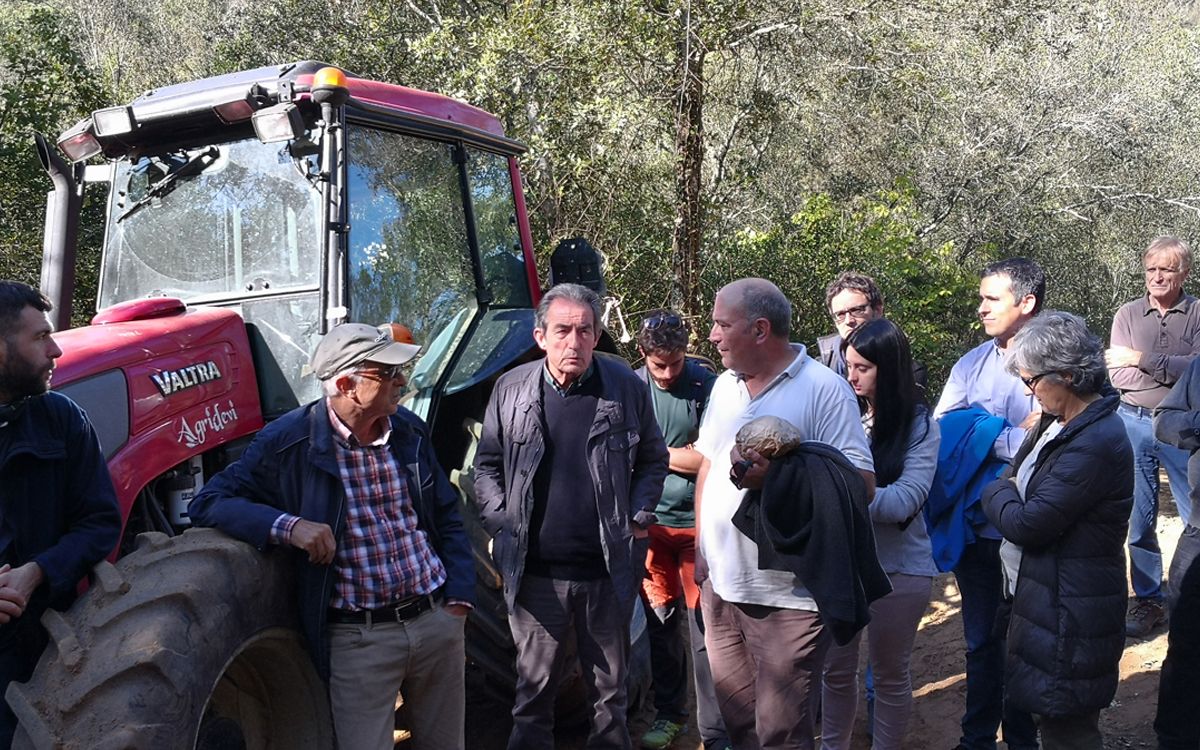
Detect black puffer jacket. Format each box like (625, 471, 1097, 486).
(981, 391, 1132, 718)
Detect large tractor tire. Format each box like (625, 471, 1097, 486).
(7, 528, 332, 750)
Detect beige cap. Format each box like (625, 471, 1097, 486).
(310, 323, 421, 380)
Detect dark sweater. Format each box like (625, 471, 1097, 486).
(526, 374, 607, 579)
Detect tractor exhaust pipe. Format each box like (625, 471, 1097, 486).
(36, 132, 83, 331)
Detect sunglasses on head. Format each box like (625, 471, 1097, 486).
(642, 312, 684, 331)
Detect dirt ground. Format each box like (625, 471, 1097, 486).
(455, 511, 1181, 749)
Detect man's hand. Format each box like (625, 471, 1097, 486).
(0, 562, 44, 624)
(290, 520, 336, 565)
(443, 603, 471, 618)
(1019, 410, 1043, 430)
(1105, 346, 1141, 369)
(729, 445, 769, 490)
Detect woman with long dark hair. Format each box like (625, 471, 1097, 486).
(820, 318, 940, 750)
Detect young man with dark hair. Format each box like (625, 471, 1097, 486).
(633, 310, 727, 750)
(934, 257, 1045, 750)
(0, 280, 120, 749)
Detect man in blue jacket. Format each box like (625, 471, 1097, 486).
(190, 322, 475, 750)
(0, 281, 120, 749)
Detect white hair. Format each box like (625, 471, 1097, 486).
(321, 367, 362, 397)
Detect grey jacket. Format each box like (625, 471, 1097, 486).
(474, 352, 669, 613)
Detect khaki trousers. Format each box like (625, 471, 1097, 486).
(328, 603, 466, 750)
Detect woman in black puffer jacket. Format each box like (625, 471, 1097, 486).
(981, 310, 1133, 749)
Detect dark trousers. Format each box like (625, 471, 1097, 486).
(507, 575, 631, 750)
(1035, 712, 1102, 750)
(0, 617, 47, 750)
(1156, 533, 1200, 749)
(953, 539, 1037, 750)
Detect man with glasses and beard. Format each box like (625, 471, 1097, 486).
(0, 281, 120, 749)
(191, 322, 475, 750)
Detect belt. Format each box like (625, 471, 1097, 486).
(1119, 402, 1155, 419)
(327, 590, 443, 626)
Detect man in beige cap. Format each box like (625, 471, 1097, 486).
(190, 322, 475, 750)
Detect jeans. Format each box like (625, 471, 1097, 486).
(1120, 404, 1192, 600)
(953, 539, 1037, 750)
(1157, 535, 1200, 749)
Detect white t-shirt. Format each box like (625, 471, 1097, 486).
(695, 344, 874, 610)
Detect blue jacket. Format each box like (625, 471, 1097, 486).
(925, 407, 1007, 571)
(0, 391, 120, 621)
(189, 399, 475, 679)
(474, 353, 669, 615)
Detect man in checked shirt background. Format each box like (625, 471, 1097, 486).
(190, 322, 475, 750)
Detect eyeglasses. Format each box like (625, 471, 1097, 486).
(358, 363, 407, 381)
(1020, 372, 1052, 390)
(642, 312, 684, 331)
(831, 303, 872, 323)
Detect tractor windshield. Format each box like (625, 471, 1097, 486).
(99, 138, 322, 308)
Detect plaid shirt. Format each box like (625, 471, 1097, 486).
(271, 402, 446, 610)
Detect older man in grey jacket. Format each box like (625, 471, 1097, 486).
(474, 282, 669, 750)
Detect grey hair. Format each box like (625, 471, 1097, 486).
(728, 278, 791, 339)
(1144, 235, 1192, 274)
(1005, 310, 1106, 395)
(535, 283, 603, 333)
(322, 367, 362, 397)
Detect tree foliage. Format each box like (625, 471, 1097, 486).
(0, 2, 107, 324)
(5, 0, 1200, 380)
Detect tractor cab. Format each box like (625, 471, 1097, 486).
(46, 61, 540, 431)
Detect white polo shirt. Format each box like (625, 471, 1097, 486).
(696, 344, 873, 610)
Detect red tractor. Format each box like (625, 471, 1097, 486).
(7, 61, 622, 749)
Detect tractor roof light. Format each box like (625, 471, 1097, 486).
(311, 67, 349, 106)
(252, 102, 306, 144)
(57, 119, 102, 162)
(93, 105, 135, 137)
(214, 98, 257, 124)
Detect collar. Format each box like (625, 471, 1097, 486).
(735, 343, 806, 395)
(542, 359, 596, 396)
(1138, 293, 1195, 317)
(325, 399, 391, 448)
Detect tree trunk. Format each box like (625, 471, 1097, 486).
(672, 5, 706, 325)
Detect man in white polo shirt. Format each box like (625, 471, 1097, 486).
(694, 277, 874, 749)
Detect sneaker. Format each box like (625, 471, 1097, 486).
(641, 718, 685, 750)
(1126, 597, 1167, 637)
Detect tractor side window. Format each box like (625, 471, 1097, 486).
(466, 150, 532, 308)
(346, 127, 478, 414)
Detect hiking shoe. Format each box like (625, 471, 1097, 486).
(1126, 597, 1167, 637)
(641, 718, 684, 749)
